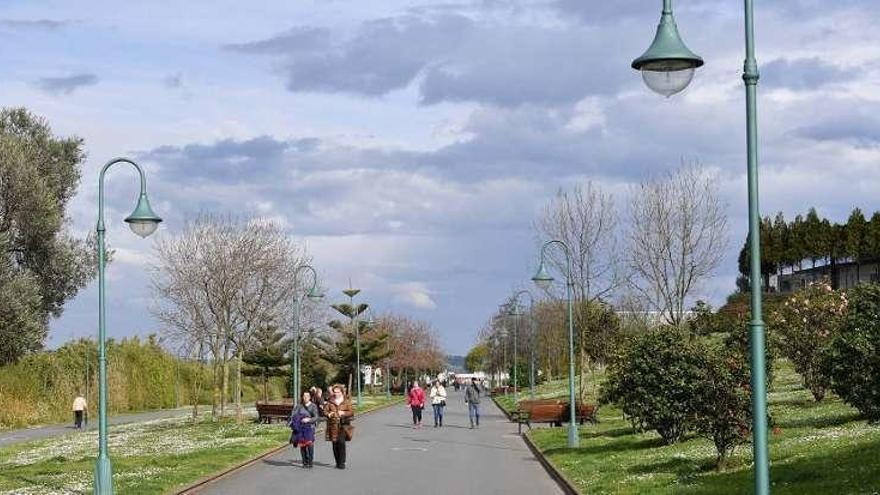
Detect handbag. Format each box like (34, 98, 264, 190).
(342, 423, 354, 441)
(439, 399, 447, 407)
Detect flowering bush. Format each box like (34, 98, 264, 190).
(822, 283, 880, 422)
(770, 282, 847, 401)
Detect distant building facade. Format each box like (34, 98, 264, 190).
(776, 259, 880, 293)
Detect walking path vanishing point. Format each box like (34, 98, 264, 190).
(196, 391, 562, 495)
(0, 407, 196, 448)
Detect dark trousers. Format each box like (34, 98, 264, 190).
(331, 438, 346, 468)
(432, 404, 444, 426)
(74, 410, 83, 429)
(299, 444, 314, 466)
(411, 405, 423, 424)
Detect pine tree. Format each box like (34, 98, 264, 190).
(846, 208, 869, 283)
(242, 325, 288, 401)
(805, 208, 824, 268)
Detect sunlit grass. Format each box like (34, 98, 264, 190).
(496, 360, 880, 494)
(0, 395, 402, 495)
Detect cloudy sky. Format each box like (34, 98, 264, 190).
(2, 0, 879, 355)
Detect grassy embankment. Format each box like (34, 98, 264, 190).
(0, 395, 402, 495)
(0, 337, 286, 430)
(495, 360, 880, 494)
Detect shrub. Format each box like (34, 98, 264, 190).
(694, 345, 753, 469)
(600, 326, 705, 444)
(770, 282, 846, 401)
(823, 283, 880, 422)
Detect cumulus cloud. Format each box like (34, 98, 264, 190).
(392, 282, 438, 310)
(35, 73, 98, 95)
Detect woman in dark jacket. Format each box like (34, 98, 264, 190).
(290, 390, 319, 468)
(323, 384, 355, 469)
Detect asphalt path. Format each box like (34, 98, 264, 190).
(198, 391, 562, 495)
(0, 407, 196, 448)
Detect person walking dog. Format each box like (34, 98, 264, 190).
(407, 381, 426, 429)
(464, 377, 481, 429)
(429, 380, 447, 427)
(290, 390, 319, 468)
(324, 384, 354, 469)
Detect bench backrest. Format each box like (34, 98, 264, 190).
(529, 404, 566, 422)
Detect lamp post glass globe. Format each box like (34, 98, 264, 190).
(306, 287, 324, 301)
(124, 194, 162, 238)
(640, 62, 696, 97)
(532, 262, 554, 290)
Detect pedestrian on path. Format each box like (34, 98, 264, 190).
(464, 378, 481, 429)
(429, 380, 447, 428)
(290, 390, 319, 468)
(323, 384, 354, 470)
(310, 387, 325, 424)
(72, 393, 87, 430)
(407, 381, 425, 428)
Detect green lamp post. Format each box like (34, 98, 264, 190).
(632, 1, 769, 492)
(291, 265, 324, 400)
(502, 301, 521, 404)
(95, 158, 162, 494)
(362, 308, 390, 398)
(532, 239, 578, 448)
(511, 290, 537, 401)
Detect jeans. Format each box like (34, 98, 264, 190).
(411, 405, 423, 425)
(74, 410, 83, 429)
(432, 403, 444, 426)
(468, 403, 480, 427)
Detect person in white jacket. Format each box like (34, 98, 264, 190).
(429, 380, 448, 428)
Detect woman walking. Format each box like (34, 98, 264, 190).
(429, 380, 447, 428)
(323, 384, 354, 469)
(290, 390, 319, 468)
(407, 381, 426, 428)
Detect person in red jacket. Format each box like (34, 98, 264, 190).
(407, 381, 426, 429)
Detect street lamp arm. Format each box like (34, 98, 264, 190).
(294, 264, 320, 296)
(97, 157, 150, 230)
(539, 239, 574, 287)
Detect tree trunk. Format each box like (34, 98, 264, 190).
(221, 345, 229, 418)
(212, 360, 221, 419)
(235, 351, 243, 423)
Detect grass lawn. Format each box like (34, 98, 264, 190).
(495, 361, 880, 494)
(0, 395, 402, 495)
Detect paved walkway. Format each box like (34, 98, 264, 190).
(198, 391, 561, 495)
(0, 407, 196, 448)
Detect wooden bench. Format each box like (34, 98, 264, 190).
(513, 399, 598, 434)
(255, 400, 293, 424)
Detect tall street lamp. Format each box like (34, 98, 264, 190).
(95, 158, 162, 494)
(365, 310, 393, 399)
(632, 1, 769, 492)
(502, 301, 521, 405)
(291, 264, 324, 399)
(511, 290, 537, 401)
(497, 304, 513, 399)
(532, 239, 578, 448)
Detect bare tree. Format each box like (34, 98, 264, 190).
(152, 215, 310, 420)
(627, 163, 729, 326)
(535, 181, 620, 302)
